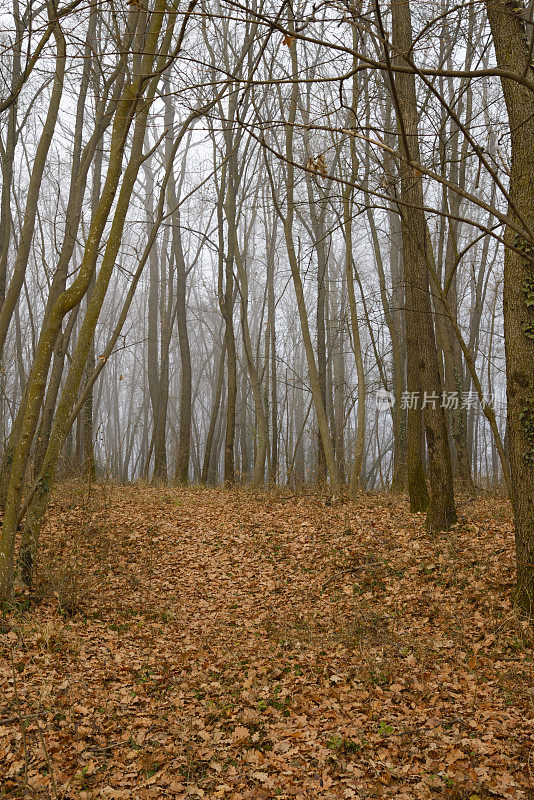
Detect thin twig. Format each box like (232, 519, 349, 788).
(9, 645, 59, 800)
(9, 647, 29, 793)
(0, 713, 35, 725)
(322, 562, 382, 588)
(35, 719, 59, 800)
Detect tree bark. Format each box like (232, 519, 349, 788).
(485, 0, 534, 615)
(389, 0, 456, 531)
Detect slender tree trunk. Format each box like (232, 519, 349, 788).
(276, 17, 341, 494)
(344, 169, 366, 498)
(342, 40, 366, 498)
(266, 220, 279, 486)
(144, 162, 167, 483)
(226, 173, 268, 487)
(0, 4, 176, 598)
(164, 93, 192, 486)
(0, 10, 66, 356)
(82, 133, 103, 482)
(202, 345, 225, 484)
(218, 195, 237, 485)
(172, 222, 192, 486)
(333, 288, 346, 481)
(0, 8, 116, 506)
(0, 4, 21, 308)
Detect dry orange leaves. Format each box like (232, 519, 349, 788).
(0, 484, 532, 799)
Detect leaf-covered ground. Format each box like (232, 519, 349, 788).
(1, 485, 532, 799)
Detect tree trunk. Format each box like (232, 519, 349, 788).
(485, 0, 534, 615)
(164, 92, 192, 486)
(144, 163, 168, 483)
(0, 10, 66, 356)
(389, 0, 456, 531)
(277, 15, 341, 494)
(0, 4, 175, 598)
(202, 345, 225, 484)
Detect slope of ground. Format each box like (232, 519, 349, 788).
(0, 484, 532, 799)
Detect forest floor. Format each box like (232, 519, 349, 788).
(0, 484, 532, 800)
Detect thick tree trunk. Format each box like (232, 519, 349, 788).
(390, 0, 456, 531)
(485, 0, 534, 616)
